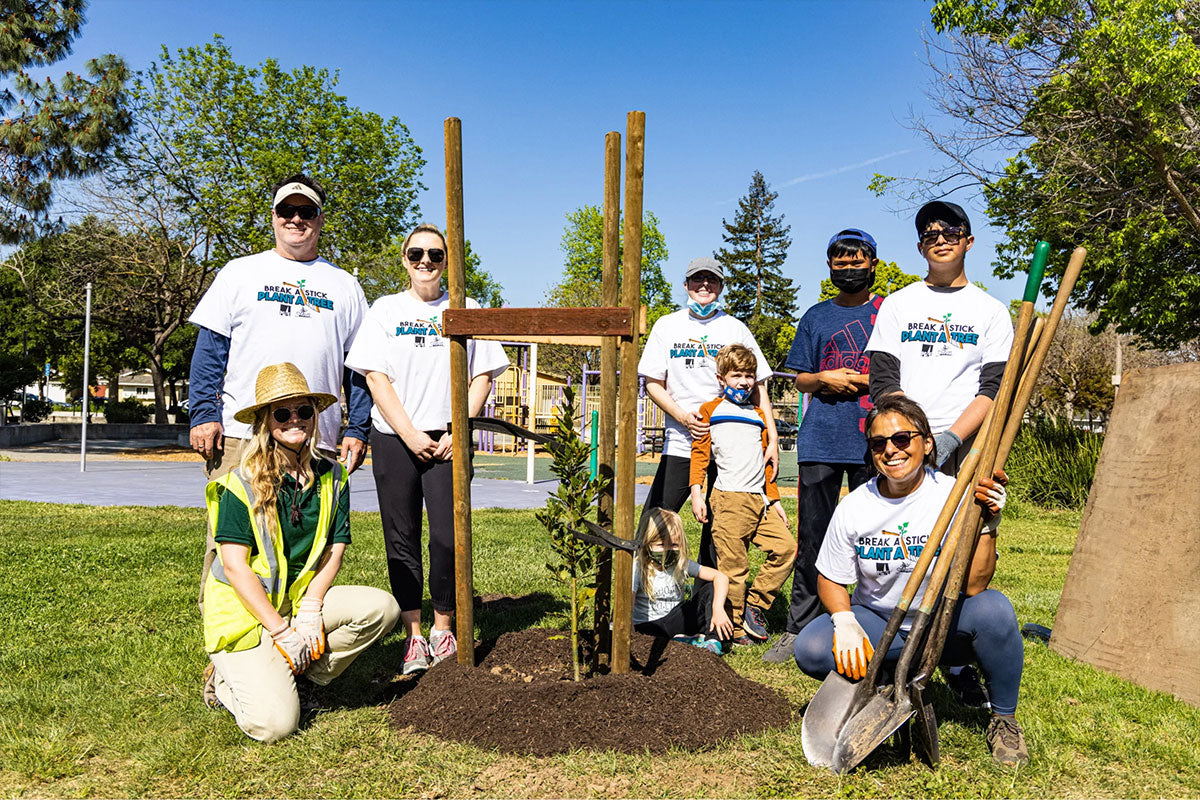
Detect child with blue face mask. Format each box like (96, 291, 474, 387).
(688, 344, 797, 647)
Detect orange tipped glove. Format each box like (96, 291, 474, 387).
(269, 622, 312, 674)
(974, 468, 1009, 516)
(294, 597, 327, 659)
(831, 611, 875, 680)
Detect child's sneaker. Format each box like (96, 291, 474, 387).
(429, 628, 457, 666)
(402, 635, 431, 675)
(945, 664, 991, 709)
(672, 634, 703, 646)
(698, 637, 724, 656)
(729, 634, 757, 648)
(743, 605, 769, 641)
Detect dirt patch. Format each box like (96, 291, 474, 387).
(388, 627, 793, 755)
(115, 445, 205, 462)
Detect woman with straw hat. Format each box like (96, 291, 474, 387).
(200, 362, 399, 743)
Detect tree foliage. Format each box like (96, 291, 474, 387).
(534, 388, 609, 681)
(715, 171, 797, 369)
(892, 0, 1200, 347)
(0, 0, 130, 243)
(817, 260, 922, 302)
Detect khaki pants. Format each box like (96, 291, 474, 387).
(207, 584, 400, 742)
(709, 488, 797, 626)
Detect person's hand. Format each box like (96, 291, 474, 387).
(771, 500, 788, 527)
(974, 469, 1008, 516)
(269, 623, 312, 674)
(432, 432, 453, 461)
(190, 421, 224, 461)
(294, 597, 326, 660)
(710, 605, 734, 640)
(819, 368, 863, 397)
(932, 430, 963, 468)
(339, 436, 366, 473)
(690, 493, 709, 524)
(764, 439, 779, 475)
(682, 410, 709, 439)
(831, 610, 875, 680)
(401, 429, 438, 462)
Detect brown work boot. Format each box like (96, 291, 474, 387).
(202, 662, 223, 710)
(986, 714, 1029, 766)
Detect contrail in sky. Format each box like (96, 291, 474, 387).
(718, 148, 914, 204)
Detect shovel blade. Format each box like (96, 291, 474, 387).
(801, 671, 860, 767)
(912, 686, 940, 767)
(830, 689, 914, 773)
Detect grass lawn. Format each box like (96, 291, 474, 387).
(1, 497, 1197, 798)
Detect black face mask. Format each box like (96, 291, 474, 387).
(830, 267, 873, 294)
(649, 549, 681, 571)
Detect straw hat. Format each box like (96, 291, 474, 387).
(233, 362, 338, 424)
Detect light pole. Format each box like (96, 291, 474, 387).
(80, 282, 92, 472)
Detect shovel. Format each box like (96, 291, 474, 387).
(800, 442, 984, 768)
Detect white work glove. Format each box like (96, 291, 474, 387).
(269, 622, 312, 674)
(831, 610, 875, 681)
(294, 597, 326, 660)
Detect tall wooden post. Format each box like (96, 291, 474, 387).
(445, 117, 475, 666)
(612, 111, 644, 673)
(593, 131, 621, 665)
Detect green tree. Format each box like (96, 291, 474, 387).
(0, 0, 130, 243)
(715, 171, 797, 369)
(817, 260, 922, 302)
(115, 35, 425, 275)
(884, 0, 1200, 348)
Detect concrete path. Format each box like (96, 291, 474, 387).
(0, 459, 649, 511)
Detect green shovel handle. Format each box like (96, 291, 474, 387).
(1023, 241, 1050, 303)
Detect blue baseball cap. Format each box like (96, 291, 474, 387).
(827, 228, 877, 253)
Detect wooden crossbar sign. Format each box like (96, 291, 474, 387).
(442, 306, 646, 346)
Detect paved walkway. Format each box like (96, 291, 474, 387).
(0, 458, 649, 511)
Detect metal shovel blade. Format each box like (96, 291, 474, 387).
(830, 687, 915, 773)
(911, 685, 940, 767)
(801, 670, 859, 767)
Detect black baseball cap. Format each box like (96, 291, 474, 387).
(915, 200, 971, 235)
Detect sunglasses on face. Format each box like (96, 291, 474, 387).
(275, 203, 320, 220)
(867, 430, 924, 454)
(919, 227, 967, 246)
(272, 404, 315, 424)
(688, 273, 721, 286)
(406, 247, 446, 264)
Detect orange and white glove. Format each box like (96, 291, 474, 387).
(269, 622, 312, 674)
(831, 611, 875, 680)
(295, 597, 326, 660)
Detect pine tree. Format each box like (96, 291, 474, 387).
(0, 0, 130, 243)
(715, 170, 798, 369)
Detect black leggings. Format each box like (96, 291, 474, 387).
(633, 580, 723, 638)
(371, 429, 456, 614)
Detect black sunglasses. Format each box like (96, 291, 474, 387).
(272, 404, 315, 423)
(867, 430, 923, 454)
(919, 227, 967, 246)
(275, 203, 320, 220)
(406, 247, 445, 264)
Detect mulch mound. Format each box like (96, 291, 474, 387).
(388, 627, 793, 755)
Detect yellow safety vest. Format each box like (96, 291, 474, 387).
(202, 461, 347, 653)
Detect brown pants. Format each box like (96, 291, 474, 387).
(709, 488, 797, 626)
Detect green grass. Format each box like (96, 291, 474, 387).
(1, 499, 1198, 798)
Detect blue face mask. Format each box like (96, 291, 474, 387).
(687, 298, 721, 318)
(722, 385, 752, 405)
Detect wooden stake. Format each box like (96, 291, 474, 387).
(593, 130, 621, 665)
(612, 111, 644, 674)
(445, 117, 475, 666)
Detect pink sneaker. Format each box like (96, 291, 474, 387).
(402, 636, 430, 675)
(430, 629, 457, 665)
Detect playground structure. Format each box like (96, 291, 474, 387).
(441, 113, 646, 673)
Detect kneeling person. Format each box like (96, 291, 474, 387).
(201, 363, 400, 743)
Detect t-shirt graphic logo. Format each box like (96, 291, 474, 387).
(893, 521, 912, 559)
(285, 279, 318, 318)
(929, 313, 960, 355)
(821, 320, 871, 372)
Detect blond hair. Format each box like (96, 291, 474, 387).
(715, 343, 757, 377)
(635, 508, 690, 601)
(238, 401, 323, 533)
(401, 223, 448, 255)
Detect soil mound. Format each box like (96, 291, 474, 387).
(388, 628, 793, 755)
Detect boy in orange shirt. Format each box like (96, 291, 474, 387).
(690, 344, 796, 646)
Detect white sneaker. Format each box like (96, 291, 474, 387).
(430, 628, 457, 666)
(402, 636, 430, 675)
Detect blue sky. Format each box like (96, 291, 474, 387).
(60, 0, 1030, 311)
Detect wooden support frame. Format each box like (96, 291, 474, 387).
(445, 112, 646, 674)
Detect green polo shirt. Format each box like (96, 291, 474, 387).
(214, 459, 351, 588)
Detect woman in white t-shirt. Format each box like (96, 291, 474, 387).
(792, 394, 1030, 767)
(345, 224, 508, 676)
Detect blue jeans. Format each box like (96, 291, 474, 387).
(792, 589, 1023, 715)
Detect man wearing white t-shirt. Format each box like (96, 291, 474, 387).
(865, 201, 1013, 475)
(638, 257, 778, 567)
(187, 174, 371, 603)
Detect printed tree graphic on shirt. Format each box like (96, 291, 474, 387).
(689, 334, 716, 360)
(927, 312, 961, 350)
(895, 521, 911, 559)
